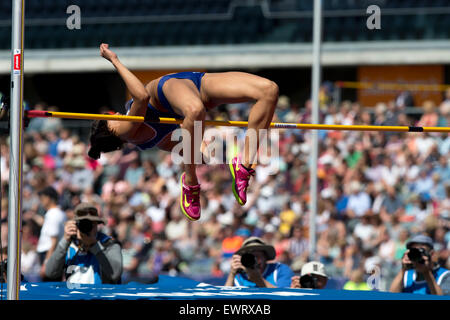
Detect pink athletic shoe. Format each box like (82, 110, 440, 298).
(229, 156, 255, 206)
(179, 172, 201, 221)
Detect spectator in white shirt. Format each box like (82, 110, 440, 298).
(346, 181, 372, 219)
(36, 186, 66, 280)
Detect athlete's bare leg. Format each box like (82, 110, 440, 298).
(199, 72, 279, 168)
(161, 78, 206, 186)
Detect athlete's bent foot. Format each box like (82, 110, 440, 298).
(229, 156, 255, 206)
(180, 172, 201, 221)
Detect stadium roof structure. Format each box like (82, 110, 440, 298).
(1, 40, 450, 74)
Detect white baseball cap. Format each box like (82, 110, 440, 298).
(301, 261, 328, 278)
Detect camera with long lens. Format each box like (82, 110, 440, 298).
(237, 252, 257, 273)
(0, 259, 7, 283)
(76, 219, 93, 235)
(407, 247, 430, 264)
(300, 274, 319, 289)
(0, 259, 24, 283)
(241, 253, 257, 269)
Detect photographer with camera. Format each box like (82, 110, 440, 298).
(0, 247, 25, 284)
(45, 203, 123, 284)
(290, 261, 328, 289)
(389, 235, 450, 295)
(0, 245, 8, 283)
(224, 237, 294, 288)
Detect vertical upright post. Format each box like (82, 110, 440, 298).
(309, 0, 322, 261)
(7, 0, 25, 300)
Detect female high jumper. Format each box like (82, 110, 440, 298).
(88, 43, 279, 221)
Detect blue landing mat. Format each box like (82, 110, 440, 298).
(1, 275, 449, 300)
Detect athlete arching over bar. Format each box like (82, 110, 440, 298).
(88, 44, 279, 221)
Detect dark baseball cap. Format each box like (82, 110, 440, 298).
(74, 203, 105, 224)
(38, 186, 59, 202)
(235, 237, 276, 260)
(406, 235, 434, 250)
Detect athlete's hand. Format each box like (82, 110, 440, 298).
(100, 43, 118, 62)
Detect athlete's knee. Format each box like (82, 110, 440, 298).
(259, 80, 279, 102)
(184, 101, 206, 120)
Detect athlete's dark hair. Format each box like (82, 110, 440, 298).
(87, 119, 124, 160)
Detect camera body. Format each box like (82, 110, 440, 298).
(300, 274, 319, 289)
(0, 259, 24, 283)
(0, 259, 7, 282)
(407, 247, 430, 264)
(241, 252, 257, 269)
(237, 252, 257, 274)
(76, 219, 93, 235)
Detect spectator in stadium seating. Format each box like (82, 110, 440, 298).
(345, 181, 372, 233)
(88, 43, 279, 222)
(412, 170, 434, 202)
(41, 106, 63, 133)
(221, 225, 245, 260)
(343, 237, 364, 278)
(343, 268, 371, 291)
(389, 235, 450, 295)
(378, 228, 396, 264)
(45, 202, 123, 284)
(395, 90, 414, 109)
(437, 101, 449, 127)
(417, 100, 438, 127)
(287, 225, 309, 265)
(379, 185, 404, 219)
(290, 261, 328, 289)
(353, 214, 377, 250)
(4, 75, 450, 291)
(445, 88, 450, 104)
(225, 237, 294, 288)
(36, 186, 66, 280)
(373, 103, 387, 126)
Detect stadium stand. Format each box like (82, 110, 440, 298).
(0, 0, 450, 49)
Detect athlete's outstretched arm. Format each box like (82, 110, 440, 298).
(100, 43, 148, 112)
(100, 43, 148, 137)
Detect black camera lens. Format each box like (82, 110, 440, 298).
(0, 259, 6, 273)
(241, 253, 257, 269)
(0, 259, 7, 283)
(407, 247, 426, 263)
(300, 274, 318, 289)
(76, 219, 93, 235)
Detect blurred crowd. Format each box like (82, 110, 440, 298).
(0, 86, 449, 291)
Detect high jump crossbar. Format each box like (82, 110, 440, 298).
(26, 110, 450, 133)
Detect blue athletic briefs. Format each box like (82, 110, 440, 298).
(125, 71, 206, 150)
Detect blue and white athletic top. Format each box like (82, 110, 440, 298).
(65, 232, 112, 285)
(233, 262, 294, 288)
(403, 266, 450, 295)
